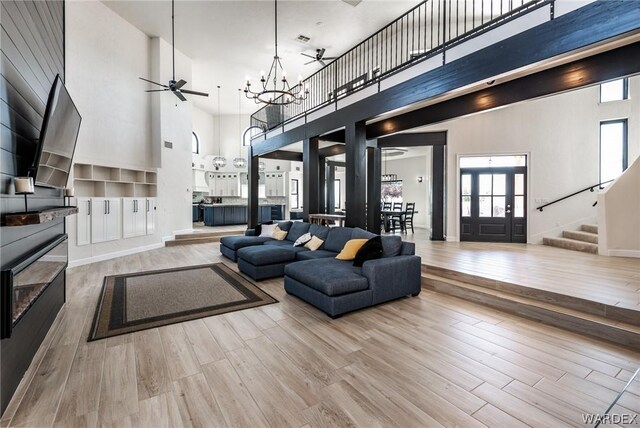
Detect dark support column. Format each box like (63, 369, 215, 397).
(367, 146, 381, 233)
(303, 137, 319, 220)
(431, 144, 446, 240)
(318, 157, 326, 214)
(345, 121, 367, 229)
(326, 166, 335, 214)
(247, 147, 259, 228)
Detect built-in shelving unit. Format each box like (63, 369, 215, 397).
(73, 163, 158, 198)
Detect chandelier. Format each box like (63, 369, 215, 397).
(244, 0, 308, 106)
(259, 161, 266, 171)
(233, 89, 247, 168)
(213, 85, 226, 168)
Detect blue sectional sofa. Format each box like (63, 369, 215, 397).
(219, 221, 422, 317)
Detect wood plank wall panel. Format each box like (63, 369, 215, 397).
(0, 0, 65, 415)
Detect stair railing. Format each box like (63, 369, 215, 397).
(592, 367, 639, 428)
(537, 180, 614, 212)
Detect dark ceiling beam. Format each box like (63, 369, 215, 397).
(319, 144, 346, 158)
(326, 161, 346, 168)
(250, 1, 640, 156)
(260, 150, 303, 162)
(368, 42, 640, 138)
(377, 131, 447, 147)
(320, 129, 346, 143)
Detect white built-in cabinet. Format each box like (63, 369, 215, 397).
(90, 198, 121, 243)
(122, 198, 147, 238)
(264, 173, 286, 197)
(76, 198, 92, 246)
(207, 173, 240, 196)
(146, 198, 156, 234)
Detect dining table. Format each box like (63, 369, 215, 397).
(308, 213, 347, 227)
(381, 210, 418, 232)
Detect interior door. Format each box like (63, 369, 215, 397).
(460, 167, 526, 242)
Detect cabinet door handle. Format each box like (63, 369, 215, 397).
(104, 200, 108, 215)
(147, 200, 149, 212)
(134, 200, 138, 213)
(88, 200, 91, 216)
(107, 200, 110, 214)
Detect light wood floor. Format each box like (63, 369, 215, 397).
(2, 242, 640, 427)
(395, 229, 640, 311)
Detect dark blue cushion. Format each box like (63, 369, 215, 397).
(351, 227, 377, 240)
(237, 246, 296, 265)
(264, 240, 293, 247)
(309, 224, 330, 240)
(295, 250, 338, 260)
(286, 222, 311, 242)
(381, 235, 403, 257)
(284, 259, 368, 296)
(220, 235, 271, 250)
(277, 221, 292, 231)
(324, 227, 354, 253)
(263, 240, 308, 253)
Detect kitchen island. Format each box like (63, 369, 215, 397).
(193, 204, 285, 226)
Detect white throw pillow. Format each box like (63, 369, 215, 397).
(259, 223, 277, 238)
(293, 232, 312, 247)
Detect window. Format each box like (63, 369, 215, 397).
(290, 179, 299, 209)
(381, 180, 403, 204)
(600, 78, 628, 103)
(334, 179, 341, 209)
(599, 119, 628, 183)
(191, 131, 199, 154)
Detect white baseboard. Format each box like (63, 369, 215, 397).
(446, 235, 459, 242)
(603, 249, 640, 258)
(68, 242, 165, 268)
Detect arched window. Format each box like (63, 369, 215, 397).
(192, 131, 200, 154)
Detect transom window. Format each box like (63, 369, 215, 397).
(599, 119, 628, 183)
(459, 155, 526, 168)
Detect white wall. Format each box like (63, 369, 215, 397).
(385, 153, 432, 229)
(66, 0, 194, 265)
(419, 76, 640, 242)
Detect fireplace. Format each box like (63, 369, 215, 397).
(1, 234, 67, 339)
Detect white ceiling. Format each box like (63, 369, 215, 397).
(102, 0, 422, 116)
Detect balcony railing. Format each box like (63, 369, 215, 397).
(250, 0, 553, 134)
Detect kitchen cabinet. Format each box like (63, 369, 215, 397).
(91, 198, 120, 243)
(76, 198, 91, 246)
(192, 205, 199, 222)
(122, 198, 146, 238)
(209, 173, 240, 196)
(146, 198, 156, 235)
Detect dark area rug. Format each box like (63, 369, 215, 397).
(89, 263, 276, 341)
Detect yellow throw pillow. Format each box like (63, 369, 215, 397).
(335, 239, 369, 261)
(304, 236, 324, 251)
(272, 225, 288, 241)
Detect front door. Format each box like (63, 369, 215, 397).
(460, 167, 527, 242)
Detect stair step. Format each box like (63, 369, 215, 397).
(174, 230, 242, 240)
(165, 236, 222, 247)
(581, 224, 598, 234)
(562, 230, 598, 244)
(421, 273, 640, 349)
(543, 237, 598, 254)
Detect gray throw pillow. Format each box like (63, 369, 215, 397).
(293, 232, 312, 247)
(381, 236, 403, 257)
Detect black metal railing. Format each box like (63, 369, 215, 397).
(250, 0, 553, 133)
(537, 180, 614, 212)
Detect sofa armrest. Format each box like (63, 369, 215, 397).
(245, 229, 257, 236)
(362, 255, 422, 303)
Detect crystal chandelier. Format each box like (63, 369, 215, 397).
(233, 89, 247, 168)
(243, 0, 308, 106)
(213, 85, 226, 168)
(259, 161, 266, 171)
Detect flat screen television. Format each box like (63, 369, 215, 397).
(30, 74, 81, 189)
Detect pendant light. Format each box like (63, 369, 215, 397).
(213, 85, 226, 168)
(233, 89, 247, 169)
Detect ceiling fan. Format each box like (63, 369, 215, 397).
(139, 0, 208, 102)
(301, 48, 337, 67)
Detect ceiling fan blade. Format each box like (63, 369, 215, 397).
(146, 89, 170, 92)
(319, 60, 327, 67)
(174, 91, 187, 102)
(300, 53, 316, 59)
(139, 77, 168, 88)
(174, 79, 187, 89)
(304, 60, 316, 65)
(324, 57, 337, 60)
(180, 89, 209, 97)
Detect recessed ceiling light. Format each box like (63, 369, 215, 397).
(296, 34, 311, 43)
(342, 0, 363, 6)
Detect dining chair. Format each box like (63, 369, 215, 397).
(403, 202, 416, 233)
(390, 202, 403, 232)
(381, 201, 392, 231)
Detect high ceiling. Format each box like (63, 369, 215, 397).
(102, 0, 422, 116)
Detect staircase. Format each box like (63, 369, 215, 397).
(165, 229, 243, 247)
(421, 264, 640, 349)
(543, 224, 598, 254)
